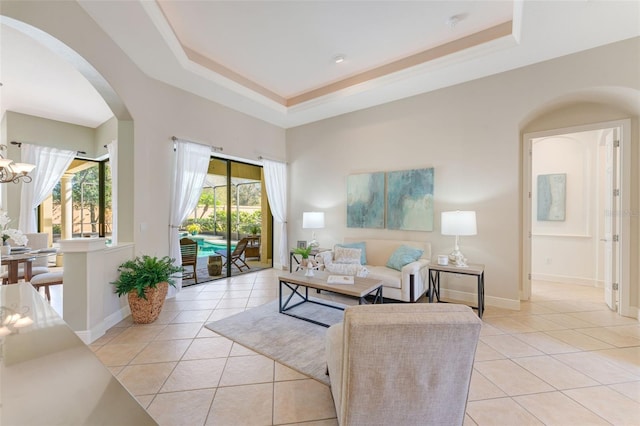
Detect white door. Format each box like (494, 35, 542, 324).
(603, 128, 619, 311)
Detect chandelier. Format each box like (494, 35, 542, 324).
(0, 144, 35, 184)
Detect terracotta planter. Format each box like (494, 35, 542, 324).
(127, 282, 169, 324)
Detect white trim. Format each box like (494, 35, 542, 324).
(532, 234, 592, 238)
(531, 273, 602, 288)
(74, 305, 131, 344)
(522, 119, 632, 318)
(439, 288, 520, 311)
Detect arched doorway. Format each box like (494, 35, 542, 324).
(521, 97, 637, 318)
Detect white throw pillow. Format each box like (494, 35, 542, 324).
(334, 246, 362, 264)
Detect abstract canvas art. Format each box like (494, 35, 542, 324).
(386, 168, 434, 231)
(537, 173, 566, 221)
(347, 172, 385, 228)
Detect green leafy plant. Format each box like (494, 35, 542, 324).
(112, 255, 182, 299)
(293, 246, 313, 259)
(249, 224, 260, 235)
(185, 223, 201, 234)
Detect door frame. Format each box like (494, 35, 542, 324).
(521, 119, 632, 316)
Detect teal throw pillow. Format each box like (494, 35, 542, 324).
(386, 245, 424, 271)
(336, 242, 367, 265)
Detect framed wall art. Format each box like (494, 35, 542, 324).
(346, 172, 385, 228)
(386, 167, 434, 231)
(537, 173, 566, 221)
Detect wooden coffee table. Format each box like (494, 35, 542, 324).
(278, 271, 383, 327)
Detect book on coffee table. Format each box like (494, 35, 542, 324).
(327, 275, 355, 285)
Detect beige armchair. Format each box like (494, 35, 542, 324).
(325, 303, 481, 426)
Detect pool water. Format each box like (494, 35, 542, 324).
(197, 239, 236, 257)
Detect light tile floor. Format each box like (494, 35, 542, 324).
(50, 270, 640, 425)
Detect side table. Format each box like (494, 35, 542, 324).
(289, 247, 329, 272)
(428, 263, 485, 318)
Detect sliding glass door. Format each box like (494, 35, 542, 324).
(181, 157, 272, 283)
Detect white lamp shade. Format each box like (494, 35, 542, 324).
(441, 211, 477, 236)
(302, 211, 325, 229)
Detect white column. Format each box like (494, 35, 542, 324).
(60, 173, 73, 240)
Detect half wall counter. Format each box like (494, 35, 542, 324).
(0, 282, 156, 425)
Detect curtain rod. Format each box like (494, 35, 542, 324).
(171, 136, 223, 152)
(11, 140, 86, 156)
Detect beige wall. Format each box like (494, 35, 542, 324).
(3, 1, 287, 258)
(286, 37, 640, 310)
(2, 2, 638, 312)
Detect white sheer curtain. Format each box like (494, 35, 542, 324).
(262, 159, 288, 268)
(19, 144, 75, 233)
(106, 142, 118, 246)
(168, 141, 211, 297)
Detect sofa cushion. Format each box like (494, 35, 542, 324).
(335, 241, 367, 265)
(386, 245, 424, 271)
(333, 246, 362, 264)
(367, 266, 402, 289)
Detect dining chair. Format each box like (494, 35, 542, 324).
(180, 237, 199, 283)
(1, 232, 51, 284)
(31, 270, 64, 302)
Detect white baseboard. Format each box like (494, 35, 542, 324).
(74, 305, 131, 344)
(532, 273, 601, 287)
(439, 288, 520, 311)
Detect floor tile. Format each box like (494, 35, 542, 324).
(576, 327, 640, 347)
(205, 383, 272, 426)
(473, 359, 554, 395)
(609, 381, 640, 403)
(544, 329, 614, 351)
(161, 358, 227, 392)
(553, 351, 640, 384)
(514, 391, 609, 425)
(94, 341, 148, 366)
(273, 379, 336, 424)
(117, 362, 177, 395)
(480, 335, 544, 358)
(513, 332, 580, 354)
(275, 362, 309, 381)
(218, 354, 274, 386)
(512, 355, 599, 390)
(171, 309, 214, 324)
(154, 323, 203, 340)
(468, 370, 507, 401)
(182, 336, 233, 360)
(466, 397, 543, 425)
(563, 386, 640, 425)
(147, 389, 215, 426)
(474, 341, 507, 361)
(130, 339, 191, 364)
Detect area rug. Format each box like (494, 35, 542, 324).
(205, 298, 345, 384)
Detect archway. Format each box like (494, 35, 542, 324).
(521, 89, 639, 318)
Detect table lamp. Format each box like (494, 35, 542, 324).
(441, 210, 477, 267)
(303, 211, 324, 248)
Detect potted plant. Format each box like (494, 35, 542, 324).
(249, 224, 260, 235)
(112, 255, 182, 324)
(185, 223, 201, 235)
(293, 246, 315, 276)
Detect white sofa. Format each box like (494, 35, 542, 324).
(316, 238, 431, 302)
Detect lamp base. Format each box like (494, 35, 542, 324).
(448, 250, 469, 267)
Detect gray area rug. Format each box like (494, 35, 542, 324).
(205, 298, 345, 384)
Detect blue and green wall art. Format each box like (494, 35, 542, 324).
(346, 172, 385, 228)
(346, 168, 434, 231)
(386, 168, 434, 231)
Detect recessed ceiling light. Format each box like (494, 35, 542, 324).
(333, 55, 345, 64)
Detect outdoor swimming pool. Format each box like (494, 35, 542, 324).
(196, 239, 236, 257)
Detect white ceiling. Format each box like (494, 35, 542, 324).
(1, 1, 639, 129)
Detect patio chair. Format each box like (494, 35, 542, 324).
(217, 238, 250, 272)
(180, 237, 199, 283)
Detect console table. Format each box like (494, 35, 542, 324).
(428, 263, 485, 318)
